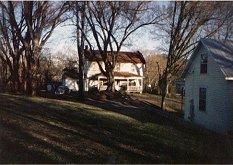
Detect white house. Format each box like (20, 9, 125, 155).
(83, 50, 146, 93)
(181, 38, 233, 134)
(62, 68, 79, 91)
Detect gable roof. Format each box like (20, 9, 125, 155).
(181, 38, 233, 80)
(84, 50, 146, 64)
(62, 68, 79, 79)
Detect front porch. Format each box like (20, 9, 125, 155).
(98, 78, 143, 93)
(88, 72, 144, 93)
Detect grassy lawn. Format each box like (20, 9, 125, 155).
(130, 93, 184, 114)
(0, 93, 231, 163)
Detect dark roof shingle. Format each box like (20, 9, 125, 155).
(85, 50, 146, 64)
(62, 68, 79, 79)
(182, 38, 233, 79)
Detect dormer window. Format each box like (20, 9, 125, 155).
(200, 53, 208, 74)
(115, 63, 120, 71)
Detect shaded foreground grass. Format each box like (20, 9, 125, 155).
(0, 93, 231, 163)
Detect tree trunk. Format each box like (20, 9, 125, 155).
(25, 70, 32, 95)
(77, 44, 84, 99)
(0, 62, 8, 91)
(25, 51, 32, 95)
(78, 50, 84, 99)
(106, 71, 115, 92)
(31, 48, 41, 96)
(31, 75, 37, 96)
(76, 1, 85, 100)
(13, 61, 21, 93)
(12, 72, 20, 93)
(21, 59, 27, 93)
(160, 73, 168, 110)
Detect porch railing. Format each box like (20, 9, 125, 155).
(99, 85, 107, 91)
(127, 86, 142, 93)
(99, 85, 142, 93)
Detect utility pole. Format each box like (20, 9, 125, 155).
(76, 1, 85, 100)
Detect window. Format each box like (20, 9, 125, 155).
(115, 63, 120, 71)
(129, 80, 136, 86)
(91, 62, 98, 71)
(199, 88, 206, 111)
(138, 79, 142, 86)
(131, 64, 135, 72)
(200, 53, 208, 74)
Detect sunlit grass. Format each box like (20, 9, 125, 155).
(130, 93, 184, 113)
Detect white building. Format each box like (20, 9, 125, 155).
(83, 50, 146, 93)
(181, 38, 233, 134)
(62, 68, 79, 91)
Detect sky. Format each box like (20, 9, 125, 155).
(45, 18, 162, 59)
(44, 1, 170, 58)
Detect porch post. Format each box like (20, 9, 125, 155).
(86, 79, 89, 91)
(137, 78, 140, 93)
(97, 77, 100, 90)
(127, 78, 129, 92)
(140, 78, 143, 94)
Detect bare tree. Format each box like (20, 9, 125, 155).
(0, 2, 25, 93)
(215, 4, 233, 40)
(22, 1, 68, 95)
(0, 55, 8, 91)
(0, 1, 68, 95)
(75, 1, 86, 100)
(75, 1, 162, 92)
(144, 52, 167, 93)
(156, 2, 233, 109)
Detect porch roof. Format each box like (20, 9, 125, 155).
(89, 72, 143, 80)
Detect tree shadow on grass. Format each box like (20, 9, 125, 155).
(0, 95, 157, 163)
(0, 121, 74, 163)
(39, 92, 184, 127)
(0, 104, 163, 163)
(80, 98, 194, 135)
(0, 93, 230, 163)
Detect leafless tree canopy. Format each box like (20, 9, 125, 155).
(154, 1, 233, 109)
(0, 1, 232, 98)
(0, 1, 67, 95)
(73, 1, 162, 91)
(144, 52, 167, 93)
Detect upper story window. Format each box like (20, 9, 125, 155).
(91, 62, 98, 71)
(131, 64, 135, 72)
(115, 63, 120, 71)
(199, 88, 206, 111)
(200, 53, 208, 74)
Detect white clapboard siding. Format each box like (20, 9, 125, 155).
(184, 45, 233, 134)
(86, 62, 145, 78)
(63, 78, 79, 91)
